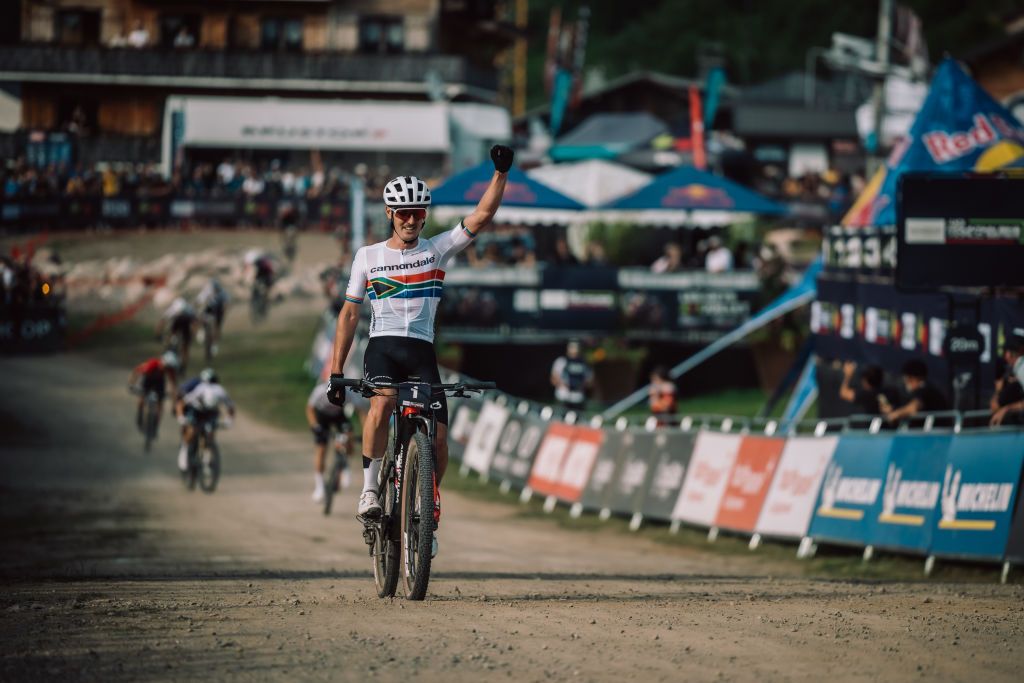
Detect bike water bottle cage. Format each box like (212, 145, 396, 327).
(398, 381, 432, 410)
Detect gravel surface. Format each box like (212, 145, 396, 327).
(2, 352, 1022, 682)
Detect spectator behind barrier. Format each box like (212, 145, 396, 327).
(648, 365, 678, 423)
(839, 361, 896, 416)
(550, 339, 593, 414)
(883, 359, 949, 425)
(991, 332, 1024, 426)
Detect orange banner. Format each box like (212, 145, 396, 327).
(527, 424, 604, 503)
(714, 435, 786, 532)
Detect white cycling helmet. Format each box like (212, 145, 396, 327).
(161, 350, 180, 370)
(382, 176, 431, 208)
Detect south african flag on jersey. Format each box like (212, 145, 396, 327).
(366, 270, 445, 300)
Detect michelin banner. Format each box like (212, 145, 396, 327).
(755, 436, 838, 539)
(808, 434, 894, 547)
(932, 432, 1024, 561)
(866, 433, 952, 554)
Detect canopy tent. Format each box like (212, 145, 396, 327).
(430, 161, 585, 225)
(842, 57, 1024, 227)
(549, 112, 668, 162)
(526, 159, 652, 208)
(598, 165, 787, 226)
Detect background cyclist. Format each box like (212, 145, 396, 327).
(175, 368, 235, 474)
(195, 277, 229, 355)
(129, 350, 180, 431)
(325, 144, 514, 557)
(306, 379, 354, 502)
(156, 296, 197, 371)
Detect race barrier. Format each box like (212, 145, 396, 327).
(446, 401, 1024, 580)
(0, 302, 67, 353)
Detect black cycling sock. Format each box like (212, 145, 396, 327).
(362, 455, 372, 468)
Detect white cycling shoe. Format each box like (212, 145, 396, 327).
(311, 484, 325, 503)
(358, 490, 382, 518)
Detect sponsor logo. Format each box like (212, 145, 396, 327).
(878, 463, 940, 526)
(937, 465, 1013, 531)
(590, 459, 616, 489)
(729, 462, 776, 496)
(620, 460, 648, 492)
(369, 255, 437, 274)
(921, 113, 1024, 164)
(817, 464, 882, 520)
(651, 460, 686, 498)
(693, 461, 727, 486)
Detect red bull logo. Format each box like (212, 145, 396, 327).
(922, 113, 1024, 165)
(661, 184, 734, 209)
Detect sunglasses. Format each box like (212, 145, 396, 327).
(393, 208, 427, 221)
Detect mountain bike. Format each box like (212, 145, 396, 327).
(130, 384, 161, 453)
(250, 280, 270, 324)
(198, 309, 219, 362)
(341, 377, 494, 601)
(322, 426, 353, 516)
(183, 413, 228, 493)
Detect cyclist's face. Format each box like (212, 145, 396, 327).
(388, 207, 426, 241)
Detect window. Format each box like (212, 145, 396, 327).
(261, 17, 304, 52)
(160, 14, 200, 48)
(56, 9, 100, 46)
(359, 16, 403, 54)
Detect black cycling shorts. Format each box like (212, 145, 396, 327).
(313, 410, 352, 445)
(171, 315, 194, 339)
(362, 336, 448, 425)
(142, 372, 166, 400)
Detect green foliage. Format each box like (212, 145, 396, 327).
(526, 0, 1022, 110)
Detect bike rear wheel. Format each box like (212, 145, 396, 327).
(401, 427, 435, 601)
(143, 399, 159, 453)
(372, 468, 400, 598)
(199, 438, 221, 493)
(323, 452, 344, 516)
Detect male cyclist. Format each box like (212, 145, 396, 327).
(195, 277, 229, 354)
(129, 350, 180, 431)
(325, 145, 514, 556)
(306, 380, 353, 502)
(156, 297, 197, 369)
(175, 368, 235, 473)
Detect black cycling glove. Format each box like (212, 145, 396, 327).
(491, 144, 514, 173)
(326, 373, 347, 407)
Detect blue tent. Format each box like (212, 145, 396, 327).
(604, 165, 787, 215)
(846, 57, 1024, 227)
(431, 162, 584, 210)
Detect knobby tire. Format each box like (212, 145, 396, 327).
(373, 465, 400, 598)
(401, 427, 435, 601)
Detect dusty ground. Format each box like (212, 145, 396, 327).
(2, 352, 1023, 682)
(1, 230, 1023, 681)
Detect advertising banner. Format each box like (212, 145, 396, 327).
(447, 399, 482, 463)
(549, 426, 605, 503)
(932, 432, 1024, 561)
(527, 423, 576, 498)
(714, 436, 786, 533)
(808, 434, 894, 547)
(579, 430, 629, 512)
(462, 401, 511, 476)
(488, 413, 547, 490)
(866, 433, 952, 553)
(755, 436, 838, 539)
(642, 431, 696, 521)
(604, 431, 656, 516)
(671, 431, 742, 527)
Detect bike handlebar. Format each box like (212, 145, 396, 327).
(338, 378, 496, 396)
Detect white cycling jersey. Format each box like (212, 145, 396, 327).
(182, 381, 234, 412)
(344, 220, 477, 343)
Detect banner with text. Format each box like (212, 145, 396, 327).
(642, 431, 697, 522)
(671, 431, 743, 528)
(755, 436, 839, 539)
(488, 412, 547, 490)
(714, 436, 786, 534)
(462, 400, 511, 476)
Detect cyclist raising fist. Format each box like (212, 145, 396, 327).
(326, 145, 514, 556)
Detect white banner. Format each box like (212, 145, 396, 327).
(181, 97, 449, 151)
(462, 401, 510, 475)
(671, 431, 742, 526)
(755, 436, 838, 538)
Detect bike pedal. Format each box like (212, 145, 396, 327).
(361, 528, 375, 546)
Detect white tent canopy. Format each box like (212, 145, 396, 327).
(526, 159, 652, 208)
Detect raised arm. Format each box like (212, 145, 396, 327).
(463, 145, 514, 236)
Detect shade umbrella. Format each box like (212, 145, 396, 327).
(430, 161, 585, 225)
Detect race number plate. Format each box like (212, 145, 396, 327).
(398, 382, 432, 410)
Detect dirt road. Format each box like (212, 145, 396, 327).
(2, 353, 1022, 682)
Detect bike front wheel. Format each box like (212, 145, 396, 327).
(373, 472, 400, 598)
(143, 400, 159, 453)
(323, 452, 344, 516)
(401, 427, 435, 601)
(199, 439, 220, 493)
